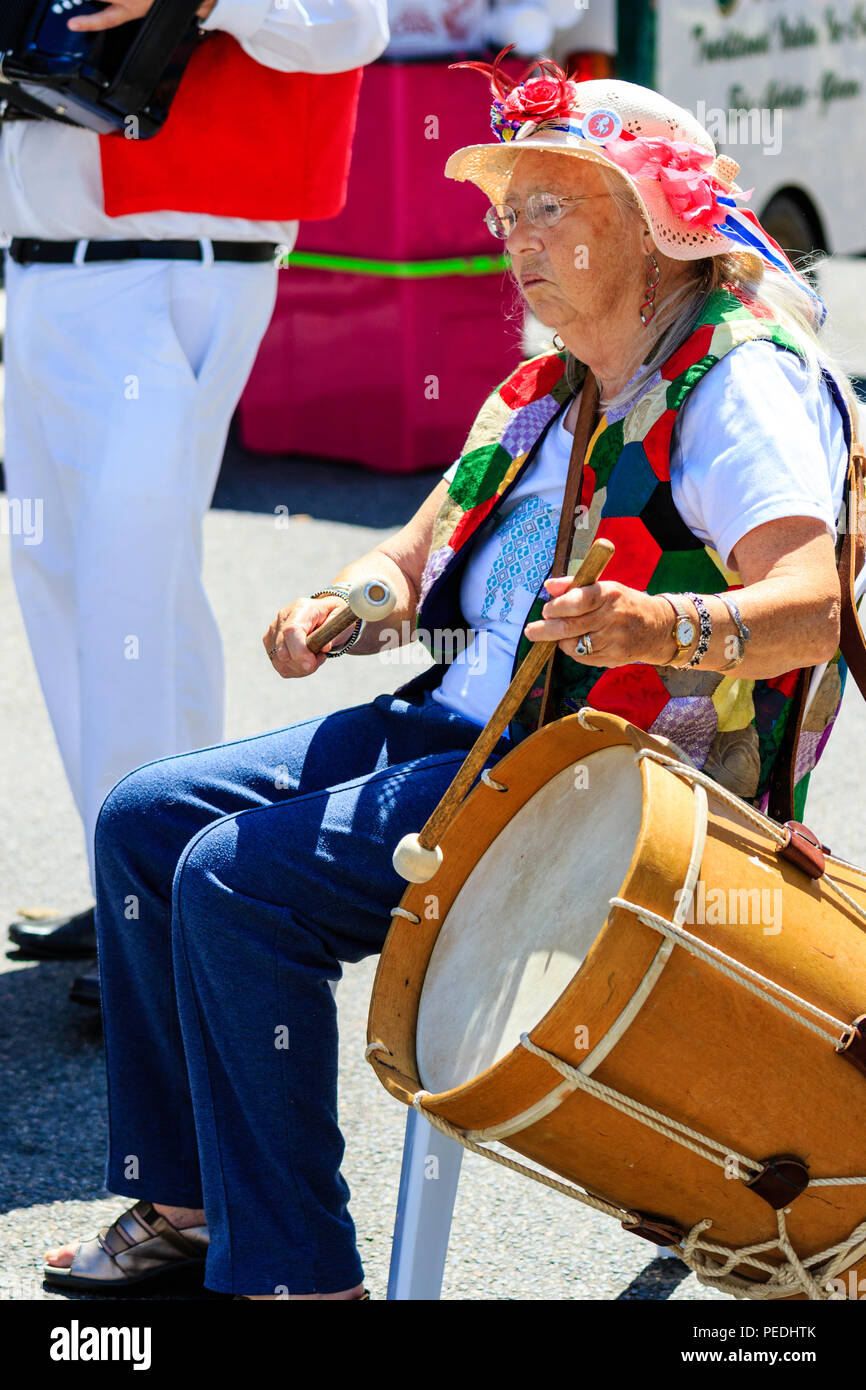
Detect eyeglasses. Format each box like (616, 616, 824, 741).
(484, 192, 609, 239)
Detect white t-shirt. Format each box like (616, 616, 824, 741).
(432, 400, 572, 728)
(431, 340, 852, 730)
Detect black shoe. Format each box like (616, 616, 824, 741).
(69, 967, 100, 1009)
(8, 905, 96, 959)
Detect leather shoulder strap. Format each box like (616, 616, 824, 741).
(537, 374, 600, 729)
(767, 664, 811, 824)
(840, 438, 866, 700)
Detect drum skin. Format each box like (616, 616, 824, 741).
(367, 710, 866, 1298)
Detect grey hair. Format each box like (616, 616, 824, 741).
(565, 168, 861, 437)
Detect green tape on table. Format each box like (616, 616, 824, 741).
(280, 250, 509, 278)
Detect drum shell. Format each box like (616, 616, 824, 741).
(368, 711, 866, 1297)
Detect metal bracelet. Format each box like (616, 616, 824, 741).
(683, 591, 712, 668)
(715, 591, 751, 672)
(310, 586, 363, 658)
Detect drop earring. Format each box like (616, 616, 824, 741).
(640, 253, 661, 326)
(552, 333, 565, 351)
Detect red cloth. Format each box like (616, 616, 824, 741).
(500, 353, 567, 409)
(596, 515, 662, 591)
(586, 664, 670, 730)
(767, 669, 801, 698)
(99, 33, 362, 222)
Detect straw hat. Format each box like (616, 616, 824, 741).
(445, 73, 747, 262)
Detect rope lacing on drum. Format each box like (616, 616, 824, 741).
(606, 748, 866, 1056)
(634, 747, 866, 934)
(480, 768, 508, 792)
(390, 906, 421, 924)
(514, 1033, 866, 1190)
(408, 1088, 628, 1225)
(517, 1033, 761, 1177)
(400, 1069, 866, 1301)
(675, 1210, 866, 1300)
(608, 897, 849, 1049)
(366, 741, 866, 1300)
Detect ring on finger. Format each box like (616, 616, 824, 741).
(268, 645, 278, 658)
(575, 634, 594, 657)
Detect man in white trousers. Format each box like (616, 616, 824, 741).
(5, 0, 388, 967)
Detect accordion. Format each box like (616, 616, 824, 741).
(0, 0, 203, 138)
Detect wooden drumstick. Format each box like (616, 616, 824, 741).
(306, 577, 395, 654)
(393, 538, 615, 883)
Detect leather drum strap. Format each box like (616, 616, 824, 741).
(537, 373, 600, 729)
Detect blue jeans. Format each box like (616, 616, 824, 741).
(94, 690, 504, 1295)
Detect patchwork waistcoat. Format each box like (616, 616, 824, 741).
(412, 286, 853, 815)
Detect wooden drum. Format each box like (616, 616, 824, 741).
(367, 709, 866, 1299)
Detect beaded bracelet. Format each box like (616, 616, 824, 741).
(683, 591, 712, 667)
(310, 585, 363, 658)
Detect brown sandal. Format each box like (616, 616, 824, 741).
(43, 1201, 209, 1295)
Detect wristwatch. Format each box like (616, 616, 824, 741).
(659, 593, 697, 666)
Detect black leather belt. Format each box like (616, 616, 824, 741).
(8, 238, 280, 266)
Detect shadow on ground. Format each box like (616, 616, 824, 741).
(0, 949, 222, 1300)
(0, 951, 106, 1217)
(616, 1255, 692, 1300)
(212, 424, 441, 526)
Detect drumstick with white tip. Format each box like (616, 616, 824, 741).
(392, 538, 615, 883)
(306, 577, 395, 654)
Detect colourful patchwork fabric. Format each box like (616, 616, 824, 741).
(416, 287, 851, 810)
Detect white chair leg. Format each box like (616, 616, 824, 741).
(386, 1108, 463, 1300)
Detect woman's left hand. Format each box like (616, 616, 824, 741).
(524, 575, 676, 668)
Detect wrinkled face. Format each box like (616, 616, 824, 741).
(502, 150, 649, 334)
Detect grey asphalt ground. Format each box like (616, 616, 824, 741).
(2, 299, 866, 1305)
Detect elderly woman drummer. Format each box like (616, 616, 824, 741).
(45, 63, 857, 1299)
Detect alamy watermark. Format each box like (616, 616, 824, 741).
(693, 99, 783, 156)
(377, 623, 490, 671)
(674, 882, 783, 935)
(0, 496, 43, 545)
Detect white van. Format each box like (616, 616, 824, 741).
(645, 0, 866, 257)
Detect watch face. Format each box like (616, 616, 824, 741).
(676, 617, 696, 646)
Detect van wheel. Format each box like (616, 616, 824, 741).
(760, 193, 821, 262)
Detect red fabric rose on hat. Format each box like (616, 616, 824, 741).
(503, 78, 579, 122)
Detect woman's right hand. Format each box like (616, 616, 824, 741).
(263, 595, 350, 678)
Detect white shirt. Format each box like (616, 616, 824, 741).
(431, 399, 570, 728)
(0, 0, 389, 243)
(432, 340, 853, 729)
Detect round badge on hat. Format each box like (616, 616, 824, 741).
(582, 108, 622, 144)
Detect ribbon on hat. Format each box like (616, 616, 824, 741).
(602, 132, 826, 323)
(714, 196, 827, 327)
